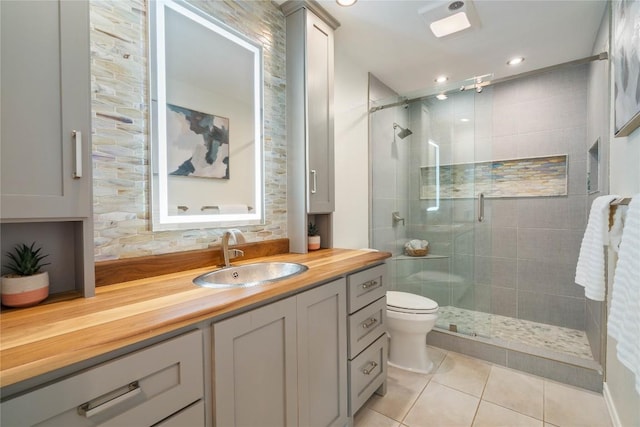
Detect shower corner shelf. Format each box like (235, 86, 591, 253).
(395, 254, 449, 260)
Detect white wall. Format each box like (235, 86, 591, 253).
(606, 121, 640, 427)
(602, 5, 640, 426)
(606, 120, 640, 427)
(332, 43, 370, 249)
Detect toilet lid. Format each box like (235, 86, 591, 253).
(387, 291, 438, 314)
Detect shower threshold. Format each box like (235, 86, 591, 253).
(428, 306, 603, 392)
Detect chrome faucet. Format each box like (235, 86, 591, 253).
(221, 229, 246, 267)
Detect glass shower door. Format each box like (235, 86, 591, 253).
(370, 85, 491, 339)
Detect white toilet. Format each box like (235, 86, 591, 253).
(386, 291, 439, 373)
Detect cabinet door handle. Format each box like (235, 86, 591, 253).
(362, 317, 378, 329)
(310, 169, 317, 194)
(72, 130, 82, 179)
(77, 381, 141, 417)
(362, 361, 378, 375)
(361, 280, 378, 290)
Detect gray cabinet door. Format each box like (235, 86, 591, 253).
(0, 0, 92, 220)
(214, 297, 298, 427)
(306, 11, 335, 214)
(297, 278, 347, 427)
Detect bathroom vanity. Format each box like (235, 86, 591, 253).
(0, 248, 390, 426)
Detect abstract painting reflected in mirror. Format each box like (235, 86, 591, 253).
(167, 104, 230, 179)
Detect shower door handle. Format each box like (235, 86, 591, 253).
(478, 192, 485, 222)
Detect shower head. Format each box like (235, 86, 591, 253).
(393, 123, 413, 139)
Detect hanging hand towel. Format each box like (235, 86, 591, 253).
(575, 195, 619, 301)
(607, 194, 640, 395)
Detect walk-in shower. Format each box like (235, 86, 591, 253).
(369, 57, 607, 391)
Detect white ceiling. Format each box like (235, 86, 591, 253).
(303, 0, 608, 96)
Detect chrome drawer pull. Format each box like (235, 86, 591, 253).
(362, 361, 378, 375)
(310, 169, 317, 194)
(78, 381, 141, 417)
(72, 130, 82, 179)
(362, 317, 378, 329)
(361, 280, 378, 290)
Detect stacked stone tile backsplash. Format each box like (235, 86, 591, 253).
(90, 1, 286, 261)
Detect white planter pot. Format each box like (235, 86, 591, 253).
(1, 271, 49, 308)
(308, 235, 321, 251)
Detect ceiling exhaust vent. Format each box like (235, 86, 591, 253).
(418, 0, 481, 39)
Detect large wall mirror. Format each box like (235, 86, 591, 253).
(149, 0, 264, 230)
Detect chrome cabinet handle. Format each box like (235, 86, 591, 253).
(78, 381, 141, 417)
(362, 317, 378, 329)
(361, 280, 378, 290)
(362, 361, 378, 375)
(310, 169, 317, 194)
(72, 130, 82, 179)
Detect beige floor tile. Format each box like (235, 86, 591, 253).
(431, 351, 492, 397)
(354, 407, 401, 427)
(544, 380, 612, 427)
(403, 381, 479, 427)
(426, 345, 447, 371)
(482, 365, 544, 420)
(366, 365, 431, 421)
(472, 401, 543, 427)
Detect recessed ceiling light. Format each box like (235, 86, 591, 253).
(435, 76, 449, 83)
(507, 56, 525, 66)
(460, 118, 470, 122)
(436, 94, 448, 100)
(336, 0, 357, 6)
(430, 11, 471, 38)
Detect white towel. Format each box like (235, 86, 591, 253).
(575, 195, 619, 301)
(607, 194, 640, 395)
(217, 204, 249, 214)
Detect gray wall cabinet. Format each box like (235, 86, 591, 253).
(0, 0, 94, 296)
(213, 278, 348, 427)
(285, 2, 337, 253)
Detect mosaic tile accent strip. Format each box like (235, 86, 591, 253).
(435, 305, 594, 361)
(420, 155, 568, 199)
(90, 1, 287, 260)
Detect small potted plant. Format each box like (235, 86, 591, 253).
(1, 242, 50, 307)
(308, 222, 321, 251)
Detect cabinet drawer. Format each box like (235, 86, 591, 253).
(348, 334, 388, 416)
(155, 400, 204, 427)
(1, 330, 204, 427)
(347, 264, 386, 314)
(348, 296, 387, 359)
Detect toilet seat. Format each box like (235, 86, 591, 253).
(387, 291, 438, 314)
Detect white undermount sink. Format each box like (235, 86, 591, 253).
(193, 262, 309, 288)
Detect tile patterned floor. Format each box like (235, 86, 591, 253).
(355, 347, 612, 427)
(435, 306, 594, 360)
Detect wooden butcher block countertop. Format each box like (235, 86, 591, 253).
(0, 248, 390, 389)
